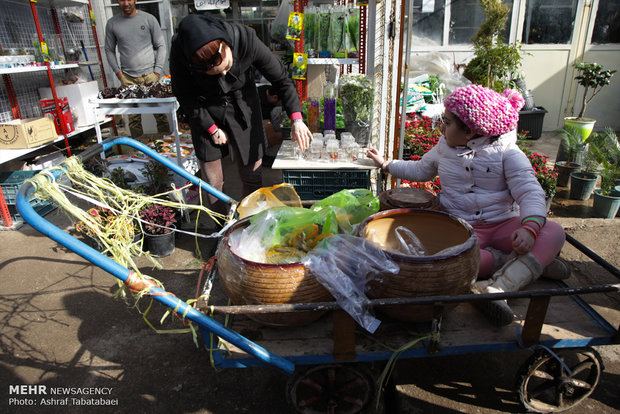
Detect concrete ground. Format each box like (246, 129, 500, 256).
(1, 132, 619, 413)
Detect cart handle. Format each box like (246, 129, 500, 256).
(16, 174, 293, 375)
(78, 136, 236, 205)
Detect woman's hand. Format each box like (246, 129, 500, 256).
(210, 128, 228, 146)
(366, 148, 385, 168)
(511, 227, 535, 255)
(291, 121, 313, 151)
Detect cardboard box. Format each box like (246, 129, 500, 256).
(39, 97, 75, 135)
(0, 117, 58, 149)
(39, 81, 102, 127)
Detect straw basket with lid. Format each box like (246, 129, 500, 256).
(379, 187, 439, 211)
(217, 217, 333, 327)
(358, 208, 479, 322)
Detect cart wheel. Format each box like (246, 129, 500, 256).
(286, 364, 375, 414)
(517, 347, 602, 413)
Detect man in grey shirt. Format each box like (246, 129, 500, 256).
(105, 0, 169, 137)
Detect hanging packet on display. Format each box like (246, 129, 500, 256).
(347, 7, 360, 58)
(318, 7, 331, 57)
(329, 6, 348, 58)
(291, 53, 308, 80)
(303, 7, 317, 57)
(286, 12, 304, 41)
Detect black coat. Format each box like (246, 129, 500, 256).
(170, 13, 301, 165)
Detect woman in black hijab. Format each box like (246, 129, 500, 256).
(170, 13, 312, 214)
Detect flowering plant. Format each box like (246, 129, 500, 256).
(404, 115, 442, 158)
(401, 115, 443, 193)
(75, 206, 137, 240)
(518, 136, 558, 199)
(140, 204, 176, 235)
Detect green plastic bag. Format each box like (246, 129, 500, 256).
(310, 189, 380, 226)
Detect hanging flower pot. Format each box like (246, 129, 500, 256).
(592, 189, 620, 219)
(569, 172, 598, 201)
(555, 161, 581, 187)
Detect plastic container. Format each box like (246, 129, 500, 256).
(282, 169, 370, 200)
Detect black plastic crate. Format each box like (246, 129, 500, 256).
(282, 169, 371, 200)
(518, 107, 548, 140)
(1, 170, 55, 226)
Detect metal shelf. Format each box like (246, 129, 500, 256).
(0, 120, 110, 164)
(0, 63, 79, 75)
(307, 58, 359, 65)
(5, 0, 87, 8)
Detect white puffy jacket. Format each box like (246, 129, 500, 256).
(388, 130, 547, 225)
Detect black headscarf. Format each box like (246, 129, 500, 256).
(177, 13, 233, 60)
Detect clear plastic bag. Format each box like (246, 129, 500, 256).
(302, 234, 399, 333)
(271, 0, 294, 48)
(231, 206, 333, 263)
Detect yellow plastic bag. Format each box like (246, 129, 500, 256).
(236, 183, 303, 219)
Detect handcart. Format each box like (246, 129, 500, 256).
(17, 137, 620, 413)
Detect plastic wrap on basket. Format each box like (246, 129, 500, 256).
(302, 234, 399, 333)
(229, 206, 340, 264)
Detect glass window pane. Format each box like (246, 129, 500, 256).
(447, 0, 513, 45)
(449, 0, 486, 45)
(591, 0, 620, 43)
(522, 0, 577, 44)
(411, 0, 445, 47)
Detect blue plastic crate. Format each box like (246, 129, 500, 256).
(1, 170, 55, 225)
(282, 169, 370, 200)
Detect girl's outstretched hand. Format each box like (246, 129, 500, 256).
(366, 148, 385, 168)
(511, 227, 535, 255)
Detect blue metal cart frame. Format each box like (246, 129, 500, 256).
(17, 137, 620, 413)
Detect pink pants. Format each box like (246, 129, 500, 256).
(474, 217, 566, 279)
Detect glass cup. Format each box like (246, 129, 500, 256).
(294, 141, 308, 160)
(348, 143, 360, 162)
(310, 139, 323, 161)
(325, 140, 339, 163)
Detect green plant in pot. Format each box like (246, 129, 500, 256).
(564, 61, 616, 140)
(568, 140, 601, 201)
(589, 129, 620, 217)
(463, 0, 524, 92)
(555, 126, 587, 186)
(140, 204, 177, 257)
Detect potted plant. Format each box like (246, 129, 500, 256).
(590, 129, 620, 218)
(555, 126, 586, 186)
(140, 204, 177, 257)
(564, 61, 616, 139)
(568, 140, 601, 201)
(463, 0, 523, 92)
(74, 206, 141, 254)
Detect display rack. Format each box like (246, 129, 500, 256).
(293, 0, 367, 102)
(0, 0, 108, 228)
(90, 98, 183, 167)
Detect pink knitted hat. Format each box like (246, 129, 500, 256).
(443, 84, 525, 136)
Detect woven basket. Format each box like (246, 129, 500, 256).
(379, 188, 439, 211)
(358, 209, 479, 322)
(217, 217, 333, 327)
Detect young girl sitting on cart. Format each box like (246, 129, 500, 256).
(366, 84, 568, 326)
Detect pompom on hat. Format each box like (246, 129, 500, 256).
(443, 84, 525, 136)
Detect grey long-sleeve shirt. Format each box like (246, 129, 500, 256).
(104, 10, 166, 77)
